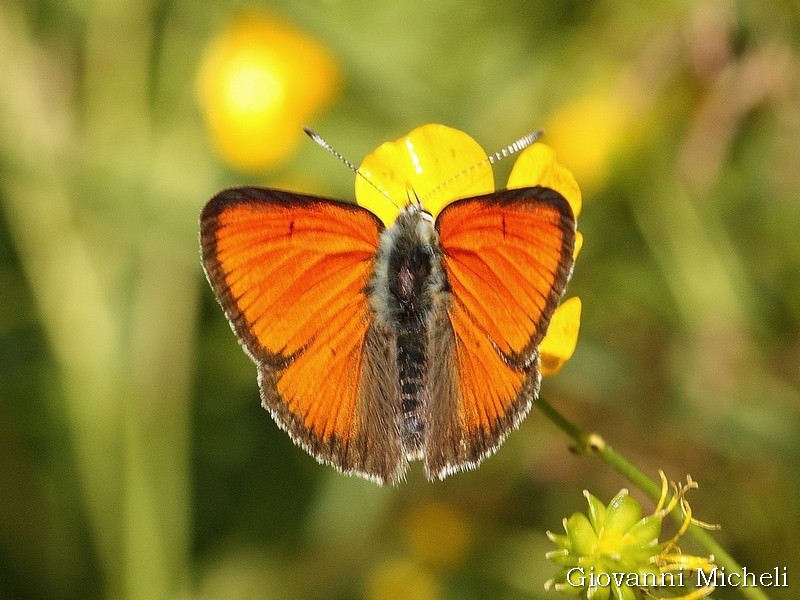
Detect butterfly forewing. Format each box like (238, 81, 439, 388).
(201, 188, 406, 483)
(426, 186, 576, 478)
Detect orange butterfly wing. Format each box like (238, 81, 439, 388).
(427, 186, 576, 477)
(201, 188, 405, 483)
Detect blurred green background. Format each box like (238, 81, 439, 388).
(1, 1, 798, 599)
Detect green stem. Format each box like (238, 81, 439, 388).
(535, 397, 771, 600)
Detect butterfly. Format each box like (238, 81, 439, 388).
(200, 125, 577, 484)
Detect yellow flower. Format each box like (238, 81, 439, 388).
(545, 473, 717, 600)
(197, 12, 341, 171)
(357, 124, 582, 375)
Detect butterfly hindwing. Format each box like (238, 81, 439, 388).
(200, 188, 406, 483)
(426, 186, 576, 478)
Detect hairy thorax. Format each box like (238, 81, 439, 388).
(369, 204, 447, 334)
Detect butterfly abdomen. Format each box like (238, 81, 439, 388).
(396, 331, 426, 452)
(370, 206, 446, 455)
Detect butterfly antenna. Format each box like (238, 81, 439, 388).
(419, 130, 543, 204)
(303, 127, 398, 208)
(488, 129, 543, 165)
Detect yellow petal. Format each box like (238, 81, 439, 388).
(507, 143, 582, 219)
(356, 124, 494, 226)
(574, 231, 584, 260)
(540, 297, 582, 376)
(197, 12, 341, 171)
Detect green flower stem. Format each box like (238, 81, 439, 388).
(535, 396, 771, 600)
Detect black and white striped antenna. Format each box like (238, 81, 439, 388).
(305, 127, 543, 209)
(303, 127, 399, 209)
(419, 130, 542, 204)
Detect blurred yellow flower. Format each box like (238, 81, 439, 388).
(197, 12, 341, 171)
(365, 558, 441, 600)
(545, 94, 631, 191)
(402, 502, 473, 569)
(357, 124, 582, 375)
